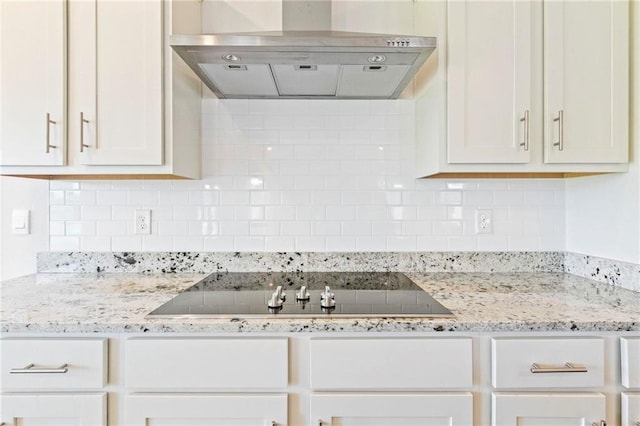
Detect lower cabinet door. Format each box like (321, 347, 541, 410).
(0, 393, 106, 425)
(492, 393, 606, 426)
(310, 393, 473, 426)
(125, 393, 288, 425)
(622, 392, 640, 426)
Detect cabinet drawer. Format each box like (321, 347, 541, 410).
(125, 337, 288, 389)
(622, 337, 640, 389)
(310, 338, 472, 390)
(491, 338, 604, 389)
(0, 338, 107, 390)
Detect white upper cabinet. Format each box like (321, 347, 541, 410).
(0, 0, 66, 166)
(0, 0, 201, 178)
(69, 0, 162, 166)
(416, 0, 629, 177)
(543, 0, 629, 164)
(447, 0, 533, 165)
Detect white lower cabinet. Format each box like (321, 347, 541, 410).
(0, 393, 107, 425)
(622, 393, 640, 426)
(310, 393, 473, 426)
(124, 393, 288, 426)
(491, 393, 606, 426)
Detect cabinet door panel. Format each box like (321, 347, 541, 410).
(544, 0, 628, 163)
(492, 393, 606, 426)
(447, 0, 533, 164)
(0, 0, 66, 166)
(83, 0, 163, 165)
(0, 393, 106, 426)
(125, 394, 287, 426)
(622, 393, 640, 426)
(311, 393, 473, 426)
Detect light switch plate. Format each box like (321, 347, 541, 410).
(12, 209, 30, 235)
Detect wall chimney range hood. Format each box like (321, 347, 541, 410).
(170, 2, 436, 99)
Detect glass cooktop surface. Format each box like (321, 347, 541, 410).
(147, 272, 454, 319)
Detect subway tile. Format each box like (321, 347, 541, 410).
(437, 191, 462, 206)
(447, 237, 478, 251)
(341, 191, 373, 206)
(65, 221, 96, 236)
(49, 191, 65, 206)
(65, 190, 96, 206)
(417, 236, 448, 251)
(357, 206, 387, 221)
(81, 206, 111, 221)
(294, 237, 325, 251)
(432, 221, 463, 236)
(127, 191, 159, 206)
(401, 221, 431, 236)
(80, 236, 111, 252)
(326, 175, 356, 190)
(189, 191, 219, 206)
(96, 221, 128, 236)
(189, 221, 220, 236)
(265, 237, 295, 252)
(311, 222, 340, 236)
(387, 206, 417, 221)
(235, 206, 265, 221)
(96, 191, 127, 205)
(50, 181, 80, 190)
(233, 176, 264, 190)
(477, 236, 510, 251)
(326, 237, 356, 252)
(220, 221, 250, 236)
(326, 206, 356, 221)
(174, 206, 203, 221)
(158, 191, 190, 206)
(111, 236, 142, 251)
(355, 236, 386, 251)
(50, 206, 81, 221)
(173, 236, 204, 251)
(219, 191, 251, 206)
(387, 236, 417, 251)
(341, 221, 371, 236)
(50, 236, 80, 251)
(250, 221, 280, 236)
(265, 206, 296, 221)
(141, 236, 173, 251)
(282, 221, 311, 236)
(373, 191, 402, 206)
(235, 237, 265, 251)
(50, 221, 65, 236)
(204, 236, 235, 251)
(251, 191, 281, 205)
(372, 221, 402, 236)
(281, 191, 311, 206)
(156, 221, 189, 236)
(111, 206, 135, 221)
(295, 176, 326, 190)
(202, 206, 235, 221)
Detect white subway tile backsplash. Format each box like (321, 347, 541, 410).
(96, 191, 127, 205)
(49, 98, 566, 252)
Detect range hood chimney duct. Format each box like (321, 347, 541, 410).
(170, 0, 437, 99)
(282, 0, 331, 31)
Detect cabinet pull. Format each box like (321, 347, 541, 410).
(519, 110, 529, 151)
(591, 421, 606, 426)
(45, 113, 57, 153)
(530, 362, 587, 374)
(80, 112, 90, 152)
(10, 363, 68, 374)
(552, 110, 564, 151)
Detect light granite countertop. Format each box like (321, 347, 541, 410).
(1, 272, 638, 333)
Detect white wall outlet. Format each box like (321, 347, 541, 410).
(134, 209, 151, 235)
(475, 209, 492, 234)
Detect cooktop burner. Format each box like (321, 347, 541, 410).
(147, 272, 454, 319)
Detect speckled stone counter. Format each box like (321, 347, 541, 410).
(2, 272, 638, 333)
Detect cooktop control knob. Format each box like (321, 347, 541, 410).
(268, 285, 285, 309)
(320, 286, 336, 309)
(296, 285, 310, 301)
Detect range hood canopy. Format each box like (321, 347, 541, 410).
(171, 2, 436, 99)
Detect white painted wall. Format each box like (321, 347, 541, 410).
(565, 1, 640, 264)
(0, 176, 49, 279)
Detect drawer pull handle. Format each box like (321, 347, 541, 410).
(10, 363, 68, 374)
(591, 421, 606, 426)
(530, 362, 587, 374)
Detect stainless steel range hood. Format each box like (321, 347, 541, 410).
(170, 2, 436, 99)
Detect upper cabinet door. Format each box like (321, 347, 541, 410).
(0, 0, 66, 166)
(544, 0, 629, 164)
(447, 0, 534, 164)
(74, 0, 163, 166)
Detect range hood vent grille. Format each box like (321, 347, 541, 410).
(170, 1, 436, 99)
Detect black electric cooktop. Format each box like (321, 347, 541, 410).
(147, 272, 454, 319)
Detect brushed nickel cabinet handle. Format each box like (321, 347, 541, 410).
(10, 363, 68, 374)
(519, 110, 529, 151)
(530, 362, 587, 373)
(553, 110, 564, 151)
(46, 113, 57, 153)
(591, 421, 606, 426)
(80, 112, 90, 152)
